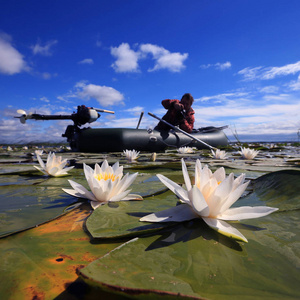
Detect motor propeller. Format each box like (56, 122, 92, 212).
(17, 109, 26, 115)
(15, 109, 33, 124)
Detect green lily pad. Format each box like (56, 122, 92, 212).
(79, 209, 300, 299)
(0, 182, 78, 237)
(237, 170, 300, 211)
(86, 169, 300, 243)
(86, 191, 179, 239)
(0, 164, 41, 175)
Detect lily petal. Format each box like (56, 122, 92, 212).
(218, 206, 279, 220)
(48, 166, 59, 176)
(190, 186, 209, 217)
(202, 217, 248, 243)
(181, 159, 192, 191)
(140, 204, 197, 222)
(173, 187, 189, 204)
(33, 165, 48, 175)
(218, 181, 250, 213)
(121, 193, 143, 201)
(62, 188, 87, 199)
(67, 180, 97, 201)
(91, 201, 106, 210)
(157, 174, 183, 195)
(109, 190, 132, 202)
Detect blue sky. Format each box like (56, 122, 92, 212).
(1, 0, 300, 144)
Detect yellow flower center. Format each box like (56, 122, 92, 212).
(95, 172, 117, 182)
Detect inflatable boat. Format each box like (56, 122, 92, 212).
(66, 126, 228, 152)
(15, 105, 228, 152)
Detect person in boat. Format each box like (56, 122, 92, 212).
(155, 93, 195, 133)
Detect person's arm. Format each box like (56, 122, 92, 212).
(179, 111, 195, 133)
(161, 99, 181, 109)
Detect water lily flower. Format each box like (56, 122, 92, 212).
(34, 152, 74, 177)
(63, 160, 143, 209)
(123, 149, 140, 162)
(140, 159, 278, 242)
(211, 149, 227, 159)
(34, 150, 43, 156)
(239, 147, 259, 159)
(177, 146, 195, 154)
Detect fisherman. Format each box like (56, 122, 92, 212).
(154, 93, 195, 133)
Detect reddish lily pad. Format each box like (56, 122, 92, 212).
(0, 203, 125, 299)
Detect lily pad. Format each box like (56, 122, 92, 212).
(86, 194, 179, 239)
(0, 203, 126, 300)
(79, 210, 300, 299)
(0, 182, 78, 237)
(86, 169, 300, 242)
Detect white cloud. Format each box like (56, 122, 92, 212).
(31, 40, 58, 56)
(123, 106, 144, 116)
(75, 82, 124, 107)
(78, 58, 94, 65)
(262, 61, 300, 79)
(195, 91, 249, 103)
(192, 92, 300, 138)
(140, 43, 188, 72)
(259, 85, 279, 94)
(42, 72, 52, 79)
(288, 74, 300, 91)
(200, 61, 231, 71)
(110, 43, 140, 73)
(215, 61, 231, 70)
(106, 117, 144, 128)
(237, 66, 263, 81)
(110, 43, 188, 73)
(39, 97, 50, 103)
(0, 34, 28, 75)
(238, 61, 300, 81)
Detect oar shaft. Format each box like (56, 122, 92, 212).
(136, 111, 144, 129)
(148, 112, 216, 150)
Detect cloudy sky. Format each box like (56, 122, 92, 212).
(1, 0, 300, 144)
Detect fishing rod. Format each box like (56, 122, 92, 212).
(148, 112, 217, 150)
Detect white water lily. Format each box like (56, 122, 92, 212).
(34, 152, 74, 177)
(177, 146, 195, 154)
(34, 150, 43, 156)
(211, 149, 227, 159)
(123, 149, 140, 162)
(239, 147, 259, 159)
(140, 159, 278, 242)
(63, 160, 143, 209)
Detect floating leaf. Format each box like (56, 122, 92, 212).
(0, 182, 78, 236)
(86, 192, 179, 239)
(0, 203, 124, 299)
(80, 209, 300, 299)
(237, 169, 300, 211)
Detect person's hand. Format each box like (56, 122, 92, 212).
(174, 102, 184, 111)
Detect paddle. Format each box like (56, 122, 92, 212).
(148, 112, 217, 150)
